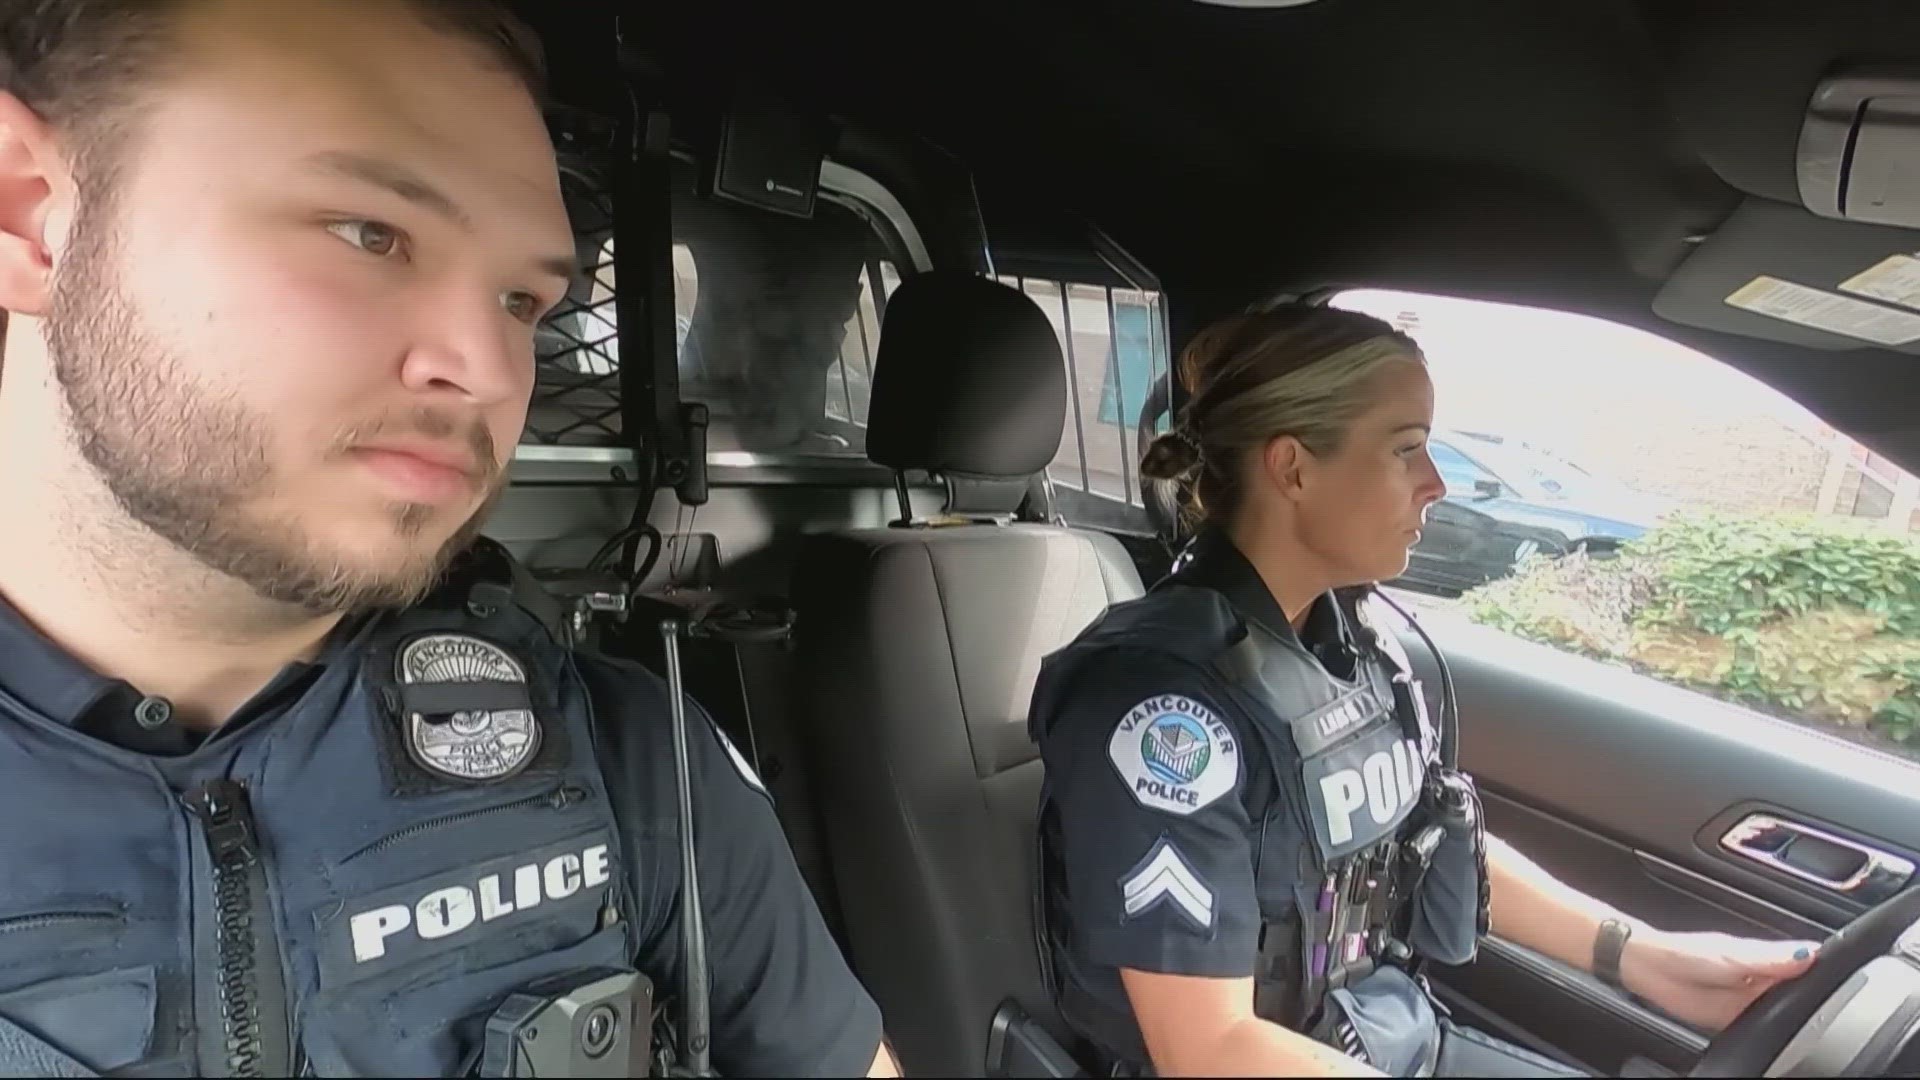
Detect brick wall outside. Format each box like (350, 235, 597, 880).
(1566, 416, 1832, 516)
(1468, 409, 1920, 534)
(1442, 383, 1840, 521)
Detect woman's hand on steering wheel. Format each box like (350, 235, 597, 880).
(1620, 927, 1822, 1032)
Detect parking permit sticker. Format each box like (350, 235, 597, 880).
(1839, 255, 1920, 311)
(1724, 275, 1920, 346)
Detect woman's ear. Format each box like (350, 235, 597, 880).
(1260, 435, 1310, 503)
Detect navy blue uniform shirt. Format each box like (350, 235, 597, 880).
(0, 593, 883, 1077)
(1040, 530, 1365, 993)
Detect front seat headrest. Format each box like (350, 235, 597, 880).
(867, 272, 1066, 481)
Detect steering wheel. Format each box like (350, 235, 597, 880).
(1692, 884, 1920, 1076)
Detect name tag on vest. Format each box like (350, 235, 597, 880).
(1289, 688, 1386, 758)
(317, 829, 616, 988)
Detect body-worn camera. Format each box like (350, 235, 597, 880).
(481, 968, 652, 1078)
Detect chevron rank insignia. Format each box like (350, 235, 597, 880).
(1119, 836, 1215, 932)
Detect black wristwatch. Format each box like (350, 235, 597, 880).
(1594, 918, 1633, 990)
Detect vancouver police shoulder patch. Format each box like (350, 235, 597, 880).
(1108, 693, 1240, 817)
(396, 632, 543, 783)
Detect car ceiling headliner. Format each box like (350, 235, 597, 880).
(540, 0, 1920, 471)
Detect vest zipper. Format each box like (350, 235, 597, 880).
(340, 783, 589, 865)
(185, 780, 291, 1078)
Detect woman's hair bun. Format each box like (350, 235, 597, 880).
(1140, 428, 1202, 481)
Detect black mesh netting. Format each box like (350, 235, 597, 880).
(525, 161, 624, 447)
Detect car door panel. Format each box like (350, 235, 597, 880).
(1437, 936, 1706, 1076)
(1386, 613, 1920, 1075)
(1474, 790, 1835, 940)
(1631, 846, 1835, 942)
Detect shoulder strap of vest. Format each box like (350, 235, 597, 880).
(424, 536, 572, 645)
(1331, 585, 1373, 642)
(1102, 581, 1245, 661)
(1352, 585, 1461, 771)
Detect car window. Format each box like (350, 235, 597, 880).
(1429, 440, 1495, 497)
(1456, 437, 1614, 502)
(1336, 288, 1920, 770)
(527, 157, 904, 457)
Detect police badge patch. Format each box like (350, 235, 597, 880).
(1109, 694, 1240, 817)
(397, 633, 543, 783)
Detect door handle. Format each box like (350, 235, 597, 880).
(1720, 813, 1915, 904)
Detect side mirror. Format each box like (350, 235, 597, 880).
(1473, 478, 1505, 500)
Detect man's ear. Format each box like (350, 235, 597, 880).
(0, 92, 70, 318)
(1260, 434, 1310, 502)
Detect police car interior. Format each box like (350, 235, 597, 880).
(477, 0, 1920, 1075)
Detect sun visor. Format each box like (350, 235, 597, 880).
(1798, 63, 1920, 231)
(1653, 197, 1920, 353)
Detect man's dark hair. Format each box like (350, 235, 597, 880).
(0, 0, 547, 193)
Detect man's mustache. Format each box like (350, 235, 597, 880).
(331, 408, 500, 481)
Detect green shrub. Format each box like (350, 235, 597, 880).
(1465, 511, 1920, 748)
(1625, 511, 1920, 636)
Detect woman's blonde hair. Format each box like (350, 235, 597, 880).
(1141, 304, 1425, 529)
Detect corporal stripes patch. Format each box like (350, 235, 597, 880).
(1118, 837, 1215, 931)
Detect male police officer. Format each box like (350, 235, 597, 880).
(1034, 528, 1821, 1077)
(0, 1, 895, 1075)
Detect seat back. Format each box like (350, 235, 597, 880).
(791, 273, 1145, 1076)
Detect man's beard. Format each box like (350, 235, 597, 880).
(41, 199, 502, 615)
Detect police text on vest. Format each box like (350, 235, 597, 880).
(1319, 738, 1421, 846)
(350, 842, 612, 962)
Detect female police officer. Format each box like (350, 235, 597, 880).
(1030, 304, 1820, 1077)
